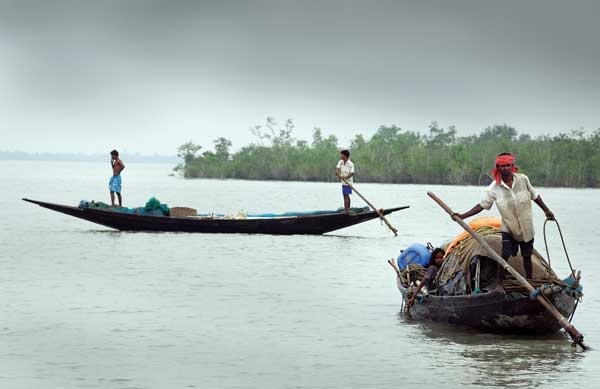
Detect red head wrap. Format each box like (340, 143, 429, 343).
(491, 154, 518, 184)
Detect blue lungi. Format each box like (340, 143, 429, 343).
(109, 175, 122, 193)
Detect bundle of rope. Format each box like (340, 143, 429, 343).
(440, 225, 562, 293)
(436, 226, 499, 289)
(451, 225, 499, 259)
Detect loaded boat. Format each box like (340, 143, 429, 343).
(23, 198, 409, 235)
(392, 217, 583, 334)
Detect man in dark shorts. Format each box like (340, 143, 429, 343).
(335, 149, 354, 211)
(455, 153, 554, 282)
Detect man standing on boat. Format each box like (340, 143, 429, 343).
(335, 149, 354, 211)
(455, 152, 554, 280)
(109, 149, 125, 207)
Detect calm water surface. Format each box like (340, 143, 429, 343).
(1, 161, 599, 388)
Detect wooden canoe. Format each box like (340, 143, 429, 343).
(23, 198, 409, 235)
(397, 277, 578, 334)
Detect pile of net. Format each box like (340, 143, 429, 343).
(436, 225, 563, 294)
(78, 197, 170, 216)
(76, 199, 369, 219)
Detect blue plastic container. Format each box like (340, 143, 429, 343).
(397, 243, 431, 270)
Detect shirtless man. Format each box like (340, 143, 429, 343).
(109, 150, 125, 207)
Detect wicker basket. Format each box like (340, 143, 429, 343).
(170, 207, 198, 217)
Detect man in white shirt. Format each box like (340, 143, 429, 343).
(335, 149, 355, 211)
(456, 153, 554, 282)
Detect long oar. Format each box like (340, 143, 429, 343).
(427, 191, 587, 351)
(341, 178, 398, 236)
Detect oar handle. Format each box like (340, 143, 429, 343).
(342, 177, 398, 236)
(427, 191, 456, 217)
(427, 191, 587, 350)
(387, 258, 401, 276)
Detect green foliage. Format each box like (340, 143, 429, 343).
(178, 119, 600, 188)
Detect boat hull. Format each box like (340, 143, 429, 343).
(397, 277, 577, 334)
(23, 198, 408, 235)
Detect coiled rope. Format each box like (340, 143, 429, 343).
(543, 219, 577, 280)
(542, 218, 580, 322)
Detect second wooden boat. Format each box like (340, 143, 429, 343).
(23, 198, 409, 235)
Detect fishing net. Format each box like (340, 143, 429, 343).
(78, 197, 170, 216)
(436, 226, 562, 294)
(144, 197, 170, 216)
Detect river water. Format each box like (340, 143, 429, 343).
(1, 161, 599, 388)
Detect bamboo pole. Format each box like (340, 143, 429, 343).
(341, 177, 398, 236)
(427, 191, 587, 351)
(387, 258, 401, 276)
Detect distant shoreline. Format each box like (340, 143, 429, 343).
(0, 151, 179, 164)
(177, 120, 600, 188)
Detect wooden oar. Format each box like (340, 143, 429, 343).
(341, 177, 398, 236)
(427, 191, 587, 351)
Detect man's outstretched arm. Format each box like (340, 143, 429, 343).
(534, 196, 555, 220)
(455, 204, 484, 220)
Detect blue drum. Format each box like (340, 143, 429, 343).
(397, 243, 431, 270)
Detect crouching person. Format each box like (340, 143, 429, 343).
(405, 248, 445, 313)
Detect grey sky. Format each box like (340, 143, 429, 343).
(1, 0, 598, 154)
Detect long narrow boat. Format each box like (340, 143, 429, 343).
(23, 198, 409, 235)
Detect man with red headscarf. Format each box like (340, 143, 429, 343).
(455, 152, 555, 284)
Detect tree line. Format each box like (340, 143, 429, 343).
(176, 118, 600, 188)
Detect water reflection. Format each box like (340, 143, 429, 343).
(398, 313, 586, 387)
(71, 228, 375, 239)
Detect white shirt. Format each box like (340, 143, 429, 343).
(336, 159, 355, 185)
(479, 173, 539, 242)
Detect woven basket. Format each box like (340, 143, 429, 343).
(170, 207, 197, 217)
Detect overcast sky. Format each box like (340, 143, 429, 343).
(1, 0, 598, 154)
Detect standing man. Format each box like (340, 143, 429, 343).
(455, 153, 554, 281)
(335, 149, 354, 211)
(109, 149, 125, 207)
